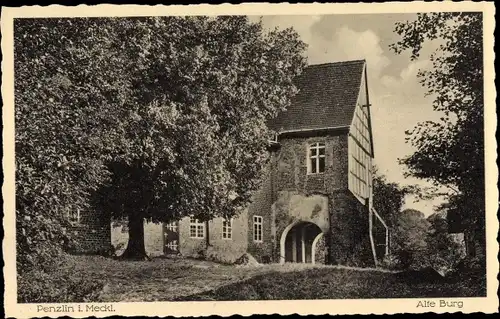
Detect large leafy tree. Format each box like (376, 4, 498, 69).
(390, 13, 484, 261)
(373, 171, 431, 269)
(372, 170, 412, 230)
(372, 169, 418, 267)
(101, 17, 306, 259)
(426, 212, 466, 273)
(393, 209, 431, 269)
(15, 17, 307, 261)
(15, 18, 126, 271)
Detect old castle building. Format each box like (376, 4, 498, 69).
(86, 59, 388, 267)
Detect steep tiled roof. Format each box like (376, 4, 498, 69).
(269, 59, 366, 132)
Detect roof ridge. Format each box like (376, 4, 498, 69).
(306, 59, 366, 69)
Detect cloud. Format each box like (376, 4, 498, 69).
(324, 26, 391, 78)
(255, 15, 321, 44)
(258, 17, 391, 77)
(380, 59, 431, 92)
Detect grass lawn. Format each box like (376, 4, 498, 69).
(63, 255, 284, 302)
(179, 267, 486, 301)
(63, 255, 485, 302)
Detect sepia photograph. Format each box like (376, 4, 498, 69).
(2, 2, 497, 317)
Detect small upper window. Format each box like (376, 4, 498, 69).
(308, 142, 326, 174)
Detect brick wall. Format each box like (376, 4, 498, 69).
(246, 133, 356, 264)
(328, 190, 375, 267)
(69, 210, 111, 254)
(247, 162, 275, 263)
(245, 133, 373, 266)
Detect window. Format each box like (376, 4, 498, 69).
(268, 131, 278, 143)
(166, 240, 178, 252)
(66, 208, 81, 224)
(222, 218, 232, 239)
(308, 142, 326, 174)
(253, 215, 263, 242)
(166, 221, 178, 232)
(189, 217, 204, 238)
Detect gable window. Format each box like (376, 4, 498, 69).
(253, 215, 263, 242)
(222, 218, 232, 239)
(189, 217, 205, 238)
(308, 142, 326, 174)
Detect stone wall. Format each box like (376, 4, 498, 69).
(274, 135, 349, 193)
(100, 131, 373, 266)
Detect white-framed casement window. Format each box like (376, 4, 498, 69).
(253, 215, 263, 242)
(189, 217, 205, 238)
(308, 142, 326, 174)
(66, 208, 81, 224)
(222, 218, 233, 239)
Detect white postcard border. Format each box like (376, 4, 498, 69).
(2, 2, 498, 317)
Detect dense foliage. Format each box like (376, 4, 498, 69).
(372, 171, 412, 229)
(426, 212, 466, 273)
(15, 15, 307, 277)
(373, 171, 465, 271)
(95, 17, 307, 258)
(390, 13, 485, 261)
(15, 18, 120, 272)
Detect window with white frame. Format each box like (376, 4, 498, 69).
(308, 142, 326, 174)
(66, 208, 81, 224)
(253, 215, 263, 242)
(166, 221, 178, 232)
(189, 217, 205, 238)
(222, 218, 232, 239)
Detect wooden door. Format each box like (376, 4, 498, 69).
(163, 221, 179, 254)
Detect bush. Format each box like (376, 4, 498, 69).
(379, 254, 400, 270)
(17, 259, 105, 303)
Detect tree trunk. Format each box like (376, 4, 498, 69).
(205, 220, 210, 248)
(121, 213, 150, 260)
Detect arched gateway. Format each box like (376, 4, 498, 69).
(280, 221, 325, 264)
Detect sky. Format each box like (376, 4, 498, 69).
(251, 14, 446, 216)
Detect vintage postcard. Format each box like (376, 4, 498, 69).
(2, 2, 498, 317)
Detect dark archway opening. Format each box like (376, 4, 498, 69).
(284, 222, 323, 263)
